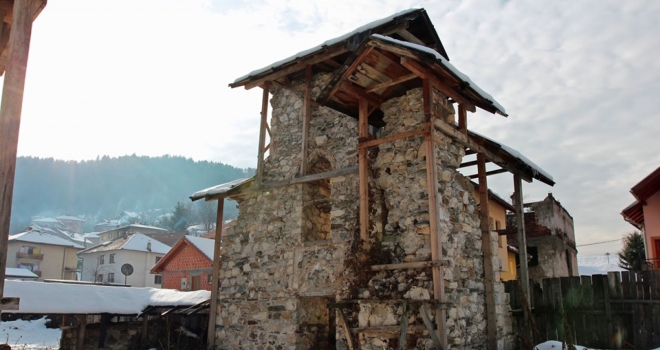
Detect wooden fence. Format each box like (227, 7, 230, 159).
(504, 270, 660, 349)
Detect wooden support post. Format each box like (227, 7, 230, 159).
(0, 0, 40, 301)
(141, 315, 149, 348)
(256, 82, 270, 184)
(458, 104, 468, 135)
(422, 78, 447, 349)
(513, 174, 530, 325)
(76, 315, 86, 350)
(337, 309, 356, 350)
(477, 153, 497, 350)
(398, 301, 410, 350)
(358, 98, 370, 245)
(207, 199, 225, 350)
(300, 65, 312, 175)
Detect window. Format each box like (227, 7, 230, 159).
(154, 275, 162, 284)
(155, 256, 162, 264)
(109, 254, 115, 263)
(108, 273, 115, 283)
(99, 255, 105, 264)
(96, 274, 103, 283)
(207, 274, 213, 284)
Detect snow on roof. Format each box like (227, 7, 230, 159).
(468, 129, 554, 183)
(190, 177, 252, 201)
(9, 230, 84, 249)
(126, 223, 168, 232)
(233, 8, 420, 84)
(6, 268, 38, 278)
(56, 215, 85, 222)
(370, 34, 507, 116)
(185, 236, 215, 260)
(79, 233, 171, 255)
(3, 280, 210, 314)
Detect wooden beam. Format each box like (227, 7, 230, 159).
(458, 159, 490, 168)
(365, 73, 416, 93)
(325, 47, 374, 102)
(0, 0, 39, 301)
(141, 316, 148, 348)
(398, 301, 410, 350)
(420, 305, 444, 350)
(467, 168, 508, 179)
(337, 309, 356, 350)
(477, 153, 497, 350)
(76, 315, 86, 350)
(340, 81, 382, 108)
(358, 124, 427, 150)
(423, 79, 447, 349)
(397, 29, 425, 46)
(514, 174, 530, 326)
(358, 98, 370, 245)
(207, 199, 225, 350)
(300, 65, 312, 175)
(369, 260, 447, 271)
(432, 119, 533, 183)
(263, 167, 358, 190)
(0, 297, 19, 310)
(265, 122, 271, 138)
(238, 44, 347, 90)
(400, 56, 429, 79)
(256, 82, 270, 184)
(458, 103, 468, 135)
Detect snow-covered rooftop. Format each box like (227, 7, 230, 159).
(3, 280, 210, 314)
(56, 215, 85, 222)
(6, 268, 38, 278)
(79, 233, 171, 255)
(190, 177, 252, 201)
(9, 230, 84, 249)
(185, 236, 215, 260)
(370, 34, 506, 116)
(233, 9, 420, 84)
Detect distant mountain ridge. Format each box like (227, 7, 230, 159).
(10, 155, 253, 233)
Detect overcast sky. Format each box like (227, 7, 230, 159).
(7, 0, 660, 256)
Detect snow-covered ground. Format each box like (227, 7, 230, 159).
(0, 317, 60, 349)
(536, 340, 660, 350)
(577, 255, 625, 275)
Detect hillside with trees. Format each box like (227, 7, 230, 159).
(10, 155, 253, 233)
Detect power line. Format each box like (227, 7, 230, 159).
(576, 238, 622, 247)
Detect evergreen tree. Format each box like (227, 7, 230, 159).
(168, 201, 192, 232)
(618, 231, 646, 271)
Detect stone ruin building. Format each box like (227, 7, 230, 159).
(505, 194, 578, 281)
(192, 9, 555, 350)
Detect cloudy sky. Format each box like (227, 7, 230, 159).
(7, 0, 660, 256)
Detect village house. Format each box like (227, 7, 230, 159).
(97, 223, 168, 242)
(78, 233, 171, 287)
(151, 236, 215, 291)
(192, 8, 554, 349)
(622, 165, 660, 269)
(7, 227, 84, 280)
(56, 215, 85, 234)
(505, 194, 577, 280)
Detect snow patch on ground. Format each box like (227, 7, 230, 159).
(577, 255, 625, 275)
(0, 317, 60, 349)
(536, 340, 660, 350)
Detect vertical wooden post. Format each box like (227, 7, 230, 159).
(256, 82, 271, 185)
(76, 315, 86, 350)
(513, 174, 530, 320)
(458, 104, 468, 135)
(358, 98, 370, 245)
(422, 78, 447, 349)
(300, 65, 312, 175)
(0, 0, 40, 298)
(477, 153, 497, 350)
(141, 315, 149, 347)
(207, 199, 225, 349)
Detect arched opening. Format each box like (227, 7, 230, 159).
(302, 156, 332, 242)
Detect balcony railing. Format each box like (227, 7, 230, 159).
(16, 252, 43, 260)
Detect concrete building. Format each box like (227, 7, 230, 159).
(56, 215, 85, 234)
(7, 228, 84, 280)
(622, 166, 660, 269)
(78, 233, 171, 287)
(97, 223, 168, 242)
(506, 193, 578, 280)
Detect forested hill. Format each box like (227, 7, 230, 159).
(10, 155, 253, 233)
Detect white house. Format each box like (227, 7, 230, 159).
(78, 233, 171, 288)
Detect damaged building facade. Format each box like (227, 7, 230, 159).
(193, 9, 554, 350)
(505, 194, 577, 281)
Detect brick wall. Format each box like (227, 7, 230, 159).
(160, 242, 213, 291)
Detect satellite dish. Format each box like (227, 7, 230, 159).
(121, 263, 134, 276)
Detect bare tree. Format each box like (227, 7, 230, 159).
(83, 257, 110, 284)
(195, 200, 217, 232)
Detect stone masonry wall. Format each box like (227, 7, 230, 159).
(214, 77, 514, 348)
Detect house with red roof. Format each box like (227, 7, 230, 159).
(150, 236, 214, 291)
(622, 166, 660, 269)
